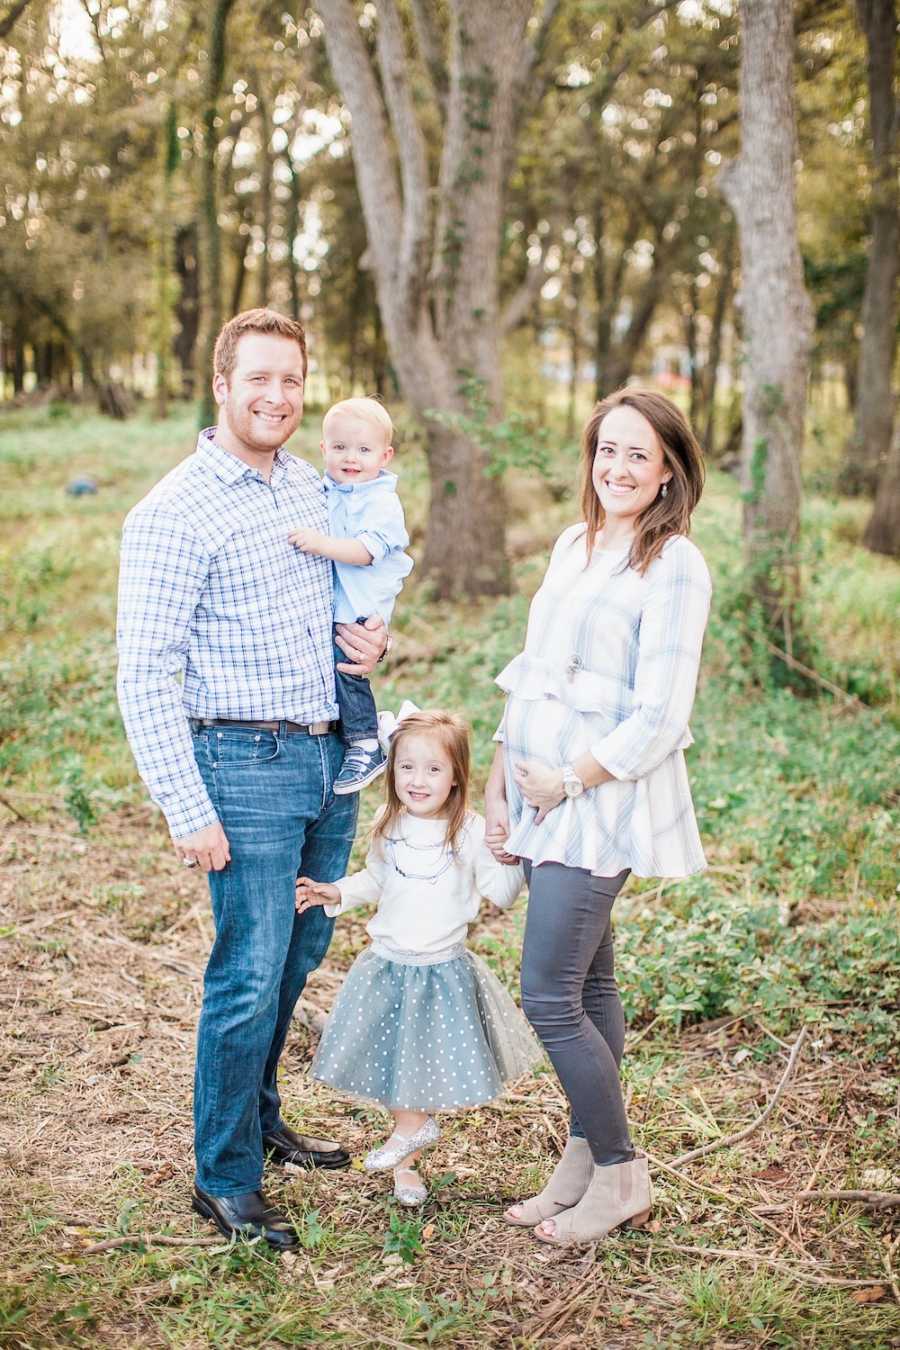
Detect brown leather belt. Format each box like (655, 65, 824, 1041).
(194, 718, 337, 736)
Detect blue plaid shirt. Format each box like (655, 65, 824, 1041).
(117, 430, 336, 838)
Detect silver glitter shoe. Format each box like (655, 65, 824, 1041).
(393, 1166, 428, 1207)
(363, 1117, 440, 1171)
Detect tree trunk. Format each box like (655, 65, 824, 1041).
(845, 0, 898, 498)
(863, 419, 900, 555)
(720, 0, 813, 644)
(174, 224, 199, 398)
(197, 0, 237, 425)
(154, 101, 179, 419)
(701, 224, 735, 457)
(255, 87, 272, 308)
(285, 150, 302, 322)
(317, 0, 547, 597)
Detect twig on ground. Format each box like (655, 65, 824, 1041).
(883, 1234, 900, 1305)
(671, 1027, 808, 1167)
(0, 794, 31, 821)
(640, 1239, 887, 1289)
(764, 640, 866, 710)
(79, 1232, 234, 1254)
(756, 1190, 900, 1213)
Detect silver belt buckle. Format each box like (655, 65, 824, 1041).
(307, 720, 330, 736)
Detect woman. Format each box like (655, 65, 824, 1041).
(485, 388, 711, 1246)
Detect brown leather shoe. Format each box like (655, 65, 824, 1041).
(263, 1124, 351, 1171)
(192, 1186, 299, 1249)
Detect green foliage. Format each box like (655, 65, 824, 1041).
(382, 1211, 424, 1264)
(426, 373, 562, 480)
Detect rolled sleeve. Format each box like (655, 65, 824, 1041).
(354, 493, 409, 562)
(590, 544, 712, 782)
(116, 506, 218, 838)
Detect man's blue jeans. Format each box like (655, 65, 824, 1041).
(191, 725, 357, 1195)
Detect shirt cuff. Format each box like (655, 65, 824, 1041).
(164, 796, 221, 841)
(356, 530, 389, 563)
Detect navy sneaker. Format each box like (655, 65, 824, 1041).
(333, 743, 387, 795)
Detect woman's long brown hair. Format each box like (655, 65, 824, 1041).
(579, 388, 706, 574)
(371, 710, 471, 856)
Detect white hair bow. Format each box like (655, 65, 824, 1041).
(377, 699, 421, 753)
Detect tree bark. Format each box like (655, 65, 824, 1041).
(285, 149, 302, 322)
(701, 223, 735, 457)
(174, 224, 199, 398)
(719, 0, 813, 643)
(317, 0, 550, 597)
(255, 85, 272, 308)
(154, 101, 179, 419)
(863, 419, 900, 554)
(846, 0, 898, 498)
(197, 0, 237, 425)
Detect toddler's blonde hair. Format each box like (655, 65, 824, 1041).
(322, 397, 393, 445)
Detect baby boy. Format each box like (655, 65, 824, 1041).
(289, 397, 413, 794)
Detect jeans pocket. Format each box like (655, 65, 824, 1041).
(210, 729, 280, 768)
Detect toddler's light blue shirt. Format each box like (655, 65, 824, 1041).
(324, 470, 413, 623)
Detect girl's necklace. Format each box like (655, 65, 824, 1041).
(385, 827, 457, 885)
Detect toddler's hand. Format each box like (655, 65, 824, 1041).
(289, 527, 328, 555)
(295, 876, 340, 914)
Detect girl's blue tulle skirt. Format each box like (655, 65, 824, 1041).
(311, 944, 542, 1111)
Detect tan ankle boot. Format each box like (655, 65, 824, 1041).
(533, 1154, 652, 1245)
(504, 1137, 593, 1226)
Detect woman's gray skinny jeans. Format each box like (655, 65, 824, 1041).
(520, 861, 634, 1166)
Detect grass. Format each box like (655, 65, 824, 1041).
(1, 401, 898, 1347)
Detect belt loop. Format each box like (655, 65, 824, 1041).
(279, 720, 287, 737)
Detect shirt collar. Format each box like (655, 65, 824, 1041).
(197, 428, 293, 486)
(323, 469, 398, 495)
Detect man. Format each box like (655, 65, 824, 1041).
(117, 309, 386, 1249)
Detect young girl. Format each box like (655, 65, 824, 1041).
(295, 707, 540, 1206)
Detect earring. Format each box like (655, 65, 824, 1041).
(661, 483, 668, 498)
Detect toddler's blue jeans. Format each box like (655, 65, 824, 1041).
(191, 725, 357, 1195)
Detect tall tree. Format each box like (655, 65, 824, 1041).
(198, 0, 238, 425)
(720, 0, 813, 646)
(845, 0, 898, 499)
(315, 0, 561, 598)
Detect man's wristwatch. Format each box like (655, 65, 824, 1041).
(376, 632, 393, 664)
(561, 765, 585, 799)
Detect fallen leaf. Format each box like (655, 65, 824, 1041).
(422, 1223, 435, 1240)
(646, 1219, 662, 1233)
(851, 1286, 887, 1304)
(753, 1164, 788, 1183)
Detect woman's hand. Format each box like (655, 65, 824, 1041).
(295, 876, 340, 914)
(513, 760, 565, 825)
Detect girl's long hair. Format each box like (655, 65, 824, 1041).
(580, 388, 706, 574)
(372, 710, 471, 855)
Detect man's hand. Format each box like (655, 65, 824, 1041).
(296, 876, 341, 914)
(335, 615, 387, 676)
(173, 821, 231, 872)
(288, 527, 329, 556)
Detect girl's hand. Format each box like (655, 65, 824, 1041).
(295, 876, 340, 914)
(485, 803, 519, 865)
(513, 760, 565, 826)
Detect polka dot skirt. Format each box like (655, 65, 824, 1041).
(311, 948, 542, 1111)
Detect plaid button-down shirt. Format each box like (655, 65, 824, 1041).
(116, 430, 336, 838)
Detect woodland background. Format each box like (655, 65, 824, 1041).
(1, 1, 898, 1347)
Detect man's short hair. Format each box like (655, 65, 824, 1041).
(214, 309, 308, 383)
(322, 397, 393, 444)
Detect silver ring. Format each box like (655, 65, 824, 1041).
(182, 857, 199, 868)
